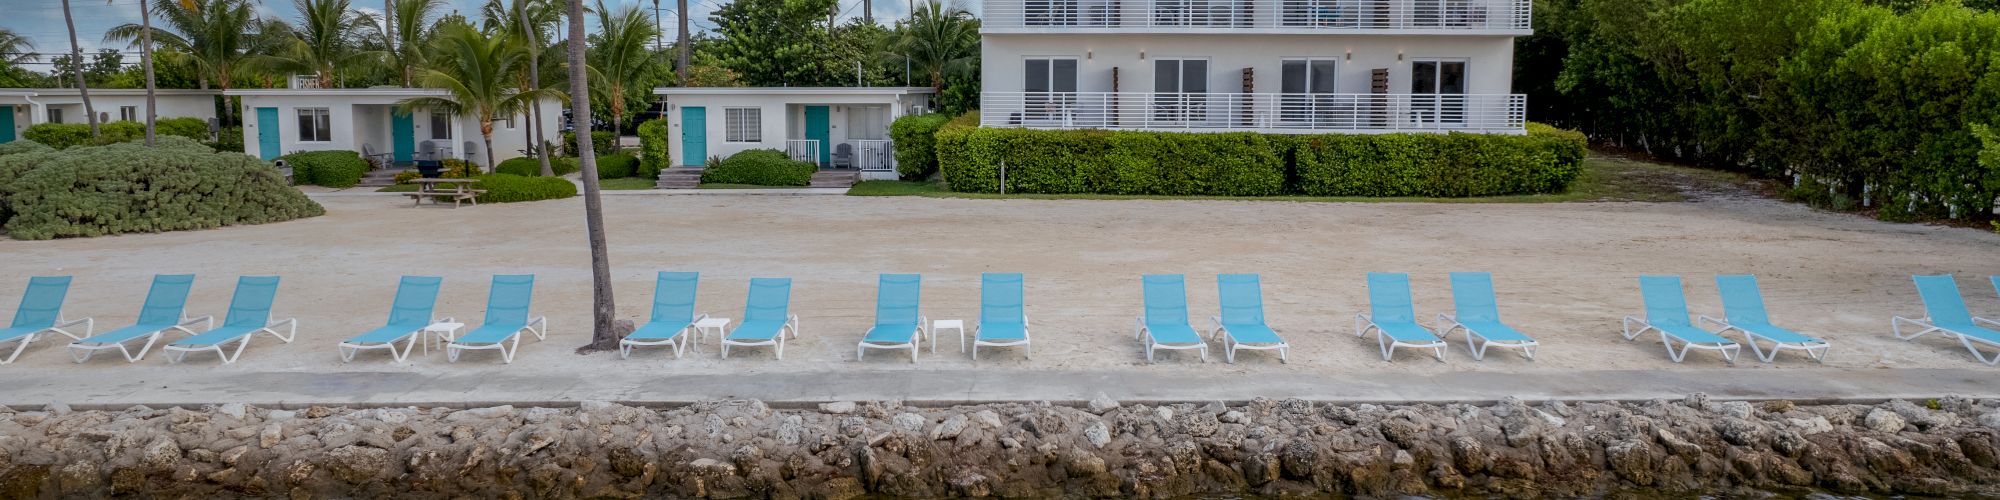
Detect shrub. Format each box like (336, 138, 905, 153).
(155, 117, 211, 141)
(495, 156, 579, 177)
(441, 159, 479, 178)
(562, 130, 618, 156)
(22, 124, 93, 149)
(138, 135, 215, 152)
(393, 171, 421, 184)
(1291, 124, 1584, 197)
(0, 148, 60, 223)
(279, 150, 371, 188)
(4, 142, 323, 240)
(23, 119, 212, 149)
(0, 140, 54, 157)
(472, 173, 576, 203)
(598, 152, 639, 179)
(637, 119, 669, 179)
(700, 149, 815, 186)
(211, 127, 244, 152)
(890, 113, 952, 180)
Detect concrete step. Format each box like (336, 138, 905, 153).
(656, 167, 703, 189)
(809, 171, 860, 189)
(356, 169, 409, 188)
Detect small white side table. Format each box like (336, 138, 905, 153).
(423, 321, 465, 355)
(692, 317, 731, 351)
(932, 319, 965, 353)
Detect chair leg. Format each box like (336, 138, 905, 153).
(2, 335, 32, 364)
(1960, 336, 2000, 366)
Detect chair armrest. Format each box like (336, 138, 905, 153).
(268, 318, 300, 342)
(1696, 315, 1729, 329)
(52, 317, 93, 339)
(181, 315, 215, 332)
(1208, 316, 1224, 339)
(1352, 314, 1372, 337)
(1134, 316, 1147, 339)
(528, 316, 548, 340)
(1977, 317, 2000, 328)
(1434, 314, 1459, 337)
(787, 314, 801, 339)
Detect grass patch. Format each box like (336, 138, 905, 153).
(699, 183, 794, 189)
(598, 177, 656, 190)
(847, 154, 1756, 203)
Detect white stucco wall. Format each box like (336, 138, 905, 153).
(659, 90, 931, 168)
(232, 90, 561, 167)
(0, 91, 219, 142)
(980, 34, 1516, 96)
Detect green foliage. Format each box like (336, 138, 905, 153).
(393, 171, 422, 184)
(3, 142, 323, 240)
(889, 114, 952, 180)
(472, 173, 577, 203)
(637, 119, 670, 179)
(562, 130, 618, 156)
(937, 113, 1585, 197)
(440, 159, 479, 178)
(279, 150, 371, 188)
(140, 136, 217, 152)
(597, 153, 639, 179)
(0, 148, 59, 222)
(700, 149, 816, 186)
(496, 156, 580, 177)
(22, 124, 95, 150)
(707, 0, 839, 86)
(0, 140, 54, 157)
(22, 119, 212, 149)
(211, 127, 245, 152)
(155, 117, 212, 141)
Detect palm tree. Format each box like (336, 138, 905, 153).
(485, 0, 561, 175)
(586, 0, 656, 141)
(107, 1, 258, 128)
(0, 28, 37, 67)
(893, 0, 978, 89)
(242, 17, 298, 88)
(381, 0, 445, 86)
(397, 23, 557, 171)
(60, 0, 100, 138)
(266, 0, 380, 88)
(565, 0, 619, 351)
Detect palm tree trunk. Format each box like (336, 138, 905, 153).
(140, 0, 158, 146)
(481, 120, 497, 173)
(676, 0, 689, 83)
(567, 0, 619, 351)
(520, 1, 552, 176)
(61, 0, 99, 138)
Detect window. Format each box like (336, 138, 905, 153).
(48, 108, 62, 124)
(1024, 58, 1080, 122)
(1411, 59, 1468, 125)
(1152, 58, 1208, 122)
(296, 108, 332, 142)
(429, 111, 452, 140)
(502, 113, 516, 129)
(1281, 59, 1340, 123)
(119, 106, 137, 122)
(724, 108, 761, 143)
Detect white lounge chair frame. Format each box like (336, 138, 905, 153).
(857, 316, 930, 363)
(337, 316, 451, 364)
(1135, 317, 1210, 364)
(162, 318, 299, 364)
(1697, 315, 1826, 363)
(447, 316, 548, 364)
(70, 316, 211, 363)
(1435, 314, 1538, 361)
(619, 314, 708, 359)
(720, 315, 800, 359)
(971, 313, 1031, 361)
(1208, 316, 1288, 364)
(1893, 315, 2000, 365)
(1353, 314, 1446, 362)
(1620, 316, 1739, 364)
(1, 317, 93, 364)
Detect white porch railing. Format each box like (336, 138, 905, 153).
(855, 140, 894, 172)
(785, 139, 821, 165)
(983, 0, 1530, 32)
(980, 92, 1526, 134)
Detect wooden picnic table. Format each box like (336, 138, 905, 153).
(404, 178, 485, 208)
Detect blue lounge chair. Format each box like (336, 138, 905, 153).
(972, 273, 1030, 360)
(721, 278, 800, 359)
(619, 272, 706, 359)
(338, 276, 448, 363)
(1436, 272, 1539, 361)
(1356, 272, 1447, 361)
(1209, 274, 1287, 363)
(857, 274, 928, 362)
(1893, 275, 2000, 365)
(1698, 275, 1828, 363)
(1621, 275, 1740, 363)
(1136, 274, 1208, 363)
(0, 276, 93, 364)
(70, 274, 208, 363)
(448, 275, 547, 363)
(162, 276, 297, 364)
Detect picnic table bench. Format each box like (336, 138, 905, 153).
(404, 178, 485, 208)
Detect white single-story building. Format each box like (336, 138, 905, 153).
(655, 87, 936, 179)
(0, 89, 221, 143)
(225, 88, 563, 166)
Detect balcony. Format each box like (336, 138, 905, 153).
(980, 92, 1526, 134)
(982, 0, 1531, 34)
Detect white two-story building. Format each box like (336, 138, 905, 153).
(980, 0, 1530, 134)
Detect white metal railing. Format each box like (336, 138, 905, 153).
(984, 0, 1530, 31)
(785, 139, 821, 165)
(855, 140, 894, 172)
(980, 92, 1526, 133)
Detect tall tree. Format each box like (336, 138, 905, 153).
(676, 0, 689, 83)
(708, 0, 837, 86)
(0, 28, 36, 67)
(396, 23, 555, 170)
(266, 0, 381, 88)
(566, 0, 620, 351)
(484, 0, 560, 175)
(61, 0, 100, 137)
(588, 0, 658, 136)
(135, 0, 160, 145)
(893, 0, 977, 89)
(382, 0, 445, 86)
(107, 0, 258, 128)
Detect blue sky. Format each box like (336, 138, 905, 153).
(0, 0, 949, 64)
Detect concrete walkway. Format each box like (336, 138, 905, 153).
(8, 367, 1994, 410)
(619, 188, 851, 196)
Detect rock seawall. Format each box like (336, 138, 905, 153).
(4, 395, 2000, 498)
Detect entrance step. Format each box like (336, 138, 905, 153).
(656, 167, 703, 189)
(356, 169, 408, 188)
(809, 171, 860, 189)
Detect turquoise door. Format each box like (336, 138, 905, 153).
(681, 106, 706, 166)
(391, 111, 415, 163)
(255, 107, 281, 160)
(804, 106, 831, 166)
(0, 105, 13, 144)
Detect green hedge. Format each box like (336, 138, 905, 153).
(211, 126, 244, 152)
(22, 119, 211, 149)
(22, 124, 93, 149)
(279, 150, 371, 188)
(0, 140, 54, 157)
(637, 119, 669, 179)
(598, 152, 639, 179)
(473, 173, 577, 203)
(936, 113, 1586, 197)
(0, 145, 59, 222)
(890, 114, 952, 180)
(495, 156, 580, 177)
(3, 142, 323, 240)
(155, 117, 211, 141)
(562, 130, 618, 156)
(700, 149, 816, 186)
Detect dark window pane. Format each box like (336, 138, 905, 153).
(1412, 61, 1437, 94)
(1311, 61, 1337, 93)
(1183, 60, 1207, 93)
(1281, 60, 1306, 94)
(1053, 60, 1078, 92)
(1154, 59, 1177, 93)
(1440, 61, 1466, 94)
(1025, 60, 1050, 93)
